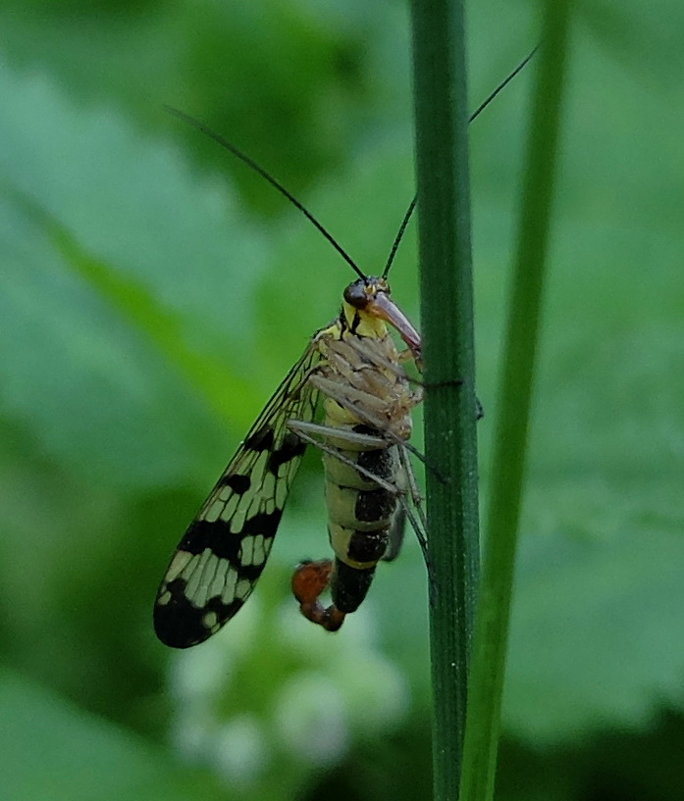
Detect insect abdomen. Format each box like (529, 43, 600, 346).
(322, 437, 399, 612)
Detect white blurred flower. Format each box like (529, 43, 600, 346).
(338, 653, 408, 731)
(171, 707, 216, 761)
(212, 714, 270, 785)
(274, 671, 350, 766)
(168, 596, 263, 704)
(164, 578, 411, 783)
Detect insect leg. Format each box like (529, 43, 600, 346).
(396, 445, 429, 565)
(286, 421, 404, 496)
(291, 406, 429, 564)
(382, 506, 405, 562)
(309, 373, 443, 481)
(288, 419, 387, 449)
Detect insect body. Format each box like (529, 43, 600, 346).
(289, 277, 422, 631)
(154, 275, 422, 648)
(155, 53, 535, 647)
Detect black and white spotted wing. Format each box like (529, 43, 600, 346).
(154, 343, 321, 648)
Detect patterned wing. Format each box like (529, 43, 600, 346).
(154, 342, 321, 648)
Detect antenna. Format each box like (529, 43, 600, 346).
(382, 45, 539, 277)
(164, 105, 366, 280)
(167, 45, 537, 283)
(382, 197, 416, 279)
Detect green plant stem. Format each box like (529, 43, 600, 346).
(410, 1, 478, 797)
(459, 3, 572, 801)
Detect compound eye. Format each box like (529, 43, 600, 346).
(343, 279, 370, 310)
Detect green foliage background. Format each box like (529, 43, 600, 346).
(1, 1, 682, 799)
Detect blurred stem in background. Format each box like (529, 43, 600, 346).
(460, 1, 572, 800)
(410, 0, 478, 798)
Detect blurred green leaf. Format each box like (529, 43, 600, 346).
(0, 61, 267, 491)
(0, 0, 410, 212)
(476, 101, 683, 744)
(0, 667, 224, 801)
(506, 527, 684, 742)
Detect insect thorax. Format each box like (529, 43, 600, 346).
(314, 323, 415, 443)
